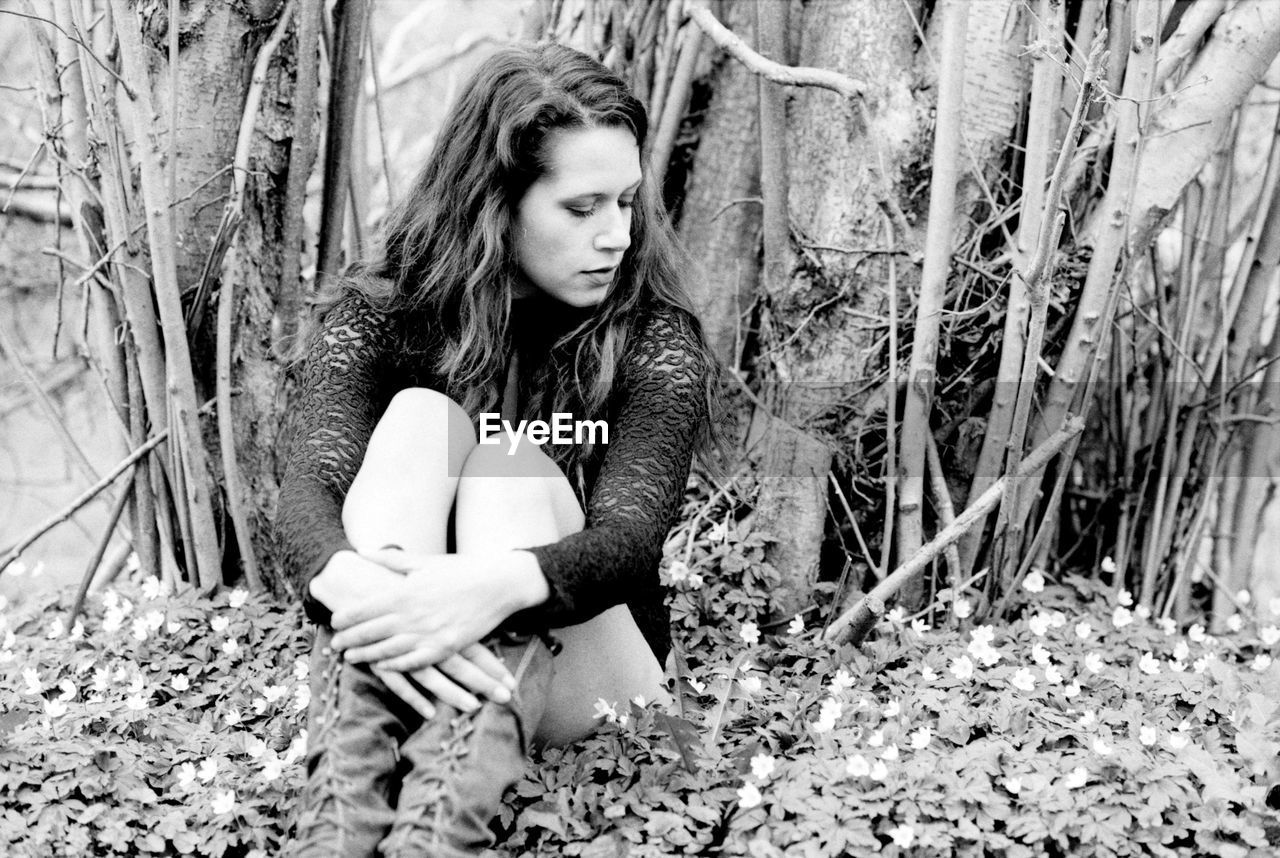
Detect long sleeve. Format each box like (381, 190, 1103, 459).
(511, 304, 710, 661)
(275, 294, 394, 618)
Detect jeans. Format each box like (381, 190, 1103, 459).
(287, 629, 554, 858)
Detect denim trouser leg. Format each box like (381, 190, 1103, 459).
(288, 630, 553, 858)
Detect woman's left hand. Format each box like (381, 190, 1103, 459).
(328, 548, 539, 670)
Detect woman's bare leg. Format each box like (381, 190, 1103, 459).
(454, 436, 670, 748)
(341, 388, 476, 554)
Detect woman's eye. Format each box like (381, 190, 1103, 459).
(619, 199, 634, 210)
(568, 204, 597, 218)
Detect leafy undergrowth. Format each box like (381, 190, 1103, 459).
(0, 523, 1278, 856)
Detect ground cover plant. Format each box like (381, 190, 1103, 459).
(1, 487, 1278, 857)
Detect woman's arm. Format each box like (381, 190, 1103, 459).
(276, 293, 394, 622)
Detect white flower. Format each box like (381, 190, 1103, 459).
(245, 736, 267, 759)
(920, 665, 937, 682)
(1031, 644, 1052, 665)
(294, 658, 310, 681)
(57, 679, 76, 702)
(144, 611, 164, 632)
(948, 656, 974, 680)
(91, 666, 109, 693)
(1044, 664, 1063, 685)
(974, 644, 1002, 667)
(1117, 588, 1132, 607)
(953, 597, 972, 619)
(166, 621, 181, 634)
(131, 618, 150, 641)
(970, 625, 995, 646)
(1101, 556, 1117, 574)
(1112, 606, 1133, 628)
(1075, 622, 1092, 640)
(869, 760, 889, 781)
(47, 617, 65, 639)
(197, 758, 217, 782)
(740, 675, 762, 694)
(787, 614, 805, 635)
(1135, 605, 1151, 621)
(667, 560, 690, 583)
(1252, 653, 1273, 672)
(293, 685, 311, 712)
(1063, 680, 1081, 698)
(1158, 617, 1176, 635)
(1170, 659, 1186, 673)
(686, 572, 705, 589)
(224, 708, 242, 726)
(221, 638, 239, 655)
(285, 731, 307, 765)
(1261, 626, 1280, 646)
(750, 753, 776, 781)
(911, 618, 931, 635)
(1237, 589, 1252, 606)
(43, 699, 68, 718)
(888, 824, 914, 848)
(263, 684, 288, 703)
(846, 754, 870, 777)
(882, 699, 899, 718)
(909, 727, 932, 750)
(739, 622, 760, 645)
(1004, 776, 1022, 794)
(125, 693, 148, 711)
(1138, 652, 1160, 675)
(1139, 726, 1158, 746)
(1226, 614, 1243, 633)
(1168, 731, 1189, 751)
(102, 609, 124, 634)
(1063, 766, 1088, 789)
(1085, 652, 1105, 673)
(1023, 570, 1045, 593)
(127, 674, 145, 695)
(592, 698, 618, 723)
(210, 790, 236, 815)
(123, 553, 139, 573)
(1173, 641, 1190, 661)
(886, 606, 907, 625)
(141, 577, 161, 600)
(69, 621, 83, 640)
(1092, 737, 1112, 756)
(1028, 613, 1050, 636)
(171, 675, 190, 692)
(1078, 710, 1096, 728)
(1193, 656, 1210, 674)
(829, 668, 856, 695)
(211, 616, 230, 633)
(252, 696, 269, 715)
(1010, 668, 1035, 692)
(1188, 624, 1205, 643)
(229, 588, 249, 609)
(260, 755, 285, 782)
(881, 743, 899, 761)
(1049, 611, 1067, 629)
(736, 782, 762, 809)
(22, 668, 41, 696)
(867, 728, 885, 747)
(176, 762, 197, 788)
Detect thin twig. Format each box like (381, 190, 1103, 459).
(686, 4, 864, 99)
(0, 7, 136, 98)
(68, 481, 133, 623)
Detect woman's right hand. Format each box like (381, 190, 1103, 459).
(310, 550, 517, 717)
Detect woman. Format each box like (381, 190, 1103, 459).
(276, 43, 719, 857)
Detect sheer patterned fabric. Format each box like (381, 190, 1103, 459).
(276, 292, 709, 663)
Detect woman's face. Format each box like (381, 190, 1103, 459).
(512, 125, 642, 308)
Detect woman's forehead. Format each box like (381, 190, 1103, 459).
(540, 126, 642, 190)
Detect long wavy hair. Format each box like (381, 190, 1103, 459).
(327, 43, 722, 483)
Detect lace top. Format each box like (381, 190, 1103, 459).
(275, 291, 710, 663)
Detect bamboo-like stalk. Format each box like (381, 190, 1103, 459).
(273, 0, 323, 358)
(109, 0, 222, 591)
(924, 430, 960, 591)
(317, 0, 369, 284)
(122, 328, 160, 581)
(365, 16, 394, 209)
(825, 417, 1086, 647)
(1063, 0, 1102, 111)
(895, 0, 967, 605)
(1154, 0, 1227, 90)
(755, 0, 788, 300)
(68, 481, 133, 623)
(879, 208, 898, 583)
(648, 21, 701, 186)
(959, 0, 1067, 577)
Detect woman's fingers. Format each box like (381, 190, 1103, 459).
(341, 633, 430, 665)
(436, 650, 512, 703)
(406, 666, 482, 713)
(330, 614, 411, 651)
(458, 643, 518, 691)
(374, 668, 436, 719)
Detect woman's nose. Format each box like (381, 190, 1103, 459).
(594, 206, 631, 252)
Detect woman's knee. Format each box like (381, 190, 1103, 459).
(454, 439, 585, 542)
(378, 388, 477, 455)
